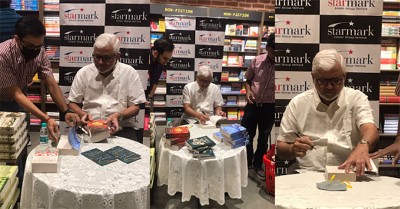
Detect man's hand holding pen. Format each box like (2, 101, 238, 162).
(293, 133, 315, 158)
(197, 111, 210, 125)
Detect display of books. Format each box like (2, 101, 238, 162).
(186, 135, 216, 150)
(0, 112, 26, 135)
(165, 126, 190, 138)
(32, 146, 59, 173)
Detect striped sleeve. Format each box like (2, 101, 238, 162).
(0, 42, 17, 89)
(396, 74, 400, 96)
(37, 48, 53, 79)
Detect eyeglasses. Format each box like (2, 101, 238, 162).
(92, 54, 116, 62)
(315, 77, 344, 86)
(197, 78, 212, 85)
(20, 39, 43, 51)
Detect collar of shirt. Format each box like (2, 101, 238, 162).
(312, 88, 345, 109)
(95, 62, 122, 80)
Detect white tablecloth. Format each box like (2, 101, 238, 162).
(157, 124, 248, 206)
(21, 137, 150, 209)
(276, 172, 400, 209)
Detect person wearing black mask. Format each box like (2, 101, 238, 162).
(0, 16, 79, 138)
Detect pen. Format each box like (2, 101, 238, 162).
(294, 132, 316, 150)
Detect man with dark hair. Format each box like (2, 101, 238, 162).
(241, 33, 275, 180)
(0, 0, 21, 43)
(147, 37, 174, 103)
(0, 16, 79, 137)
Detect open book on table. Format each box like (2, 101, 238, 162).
(185, 115, 226, 129)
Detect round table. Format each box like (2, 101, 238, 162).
(276, 172, 400, 209)
(20, 137, 150, 209)
(157, 124, 248, 206)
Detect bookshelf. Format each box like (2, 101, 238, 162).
(377, 0, 400, 155)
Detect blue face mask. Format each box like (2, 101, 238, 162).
(68, 126, 81, 150)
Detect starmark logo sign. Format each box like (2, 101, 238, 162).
(338, 49, 373, 68)
(113, 31, 146, 45)
(63, 71, 77, 83)
(169, 73, 191, 82)
(198, 34, 222, 44)
(275, 19, 311, 38)
(111, 8, 148, 23)
(63, 51, 92, 64)
(169, 98, 183, 105)
(275, 76, 311, 94)
(345, 77, 373, 93)
(169, 85, 184, 94)
(63, 30, 97, 44)
(327, 21, 374, 39)
(168, 18, 192, 28)
(64, 8, 99, 22)
(169, 32, 192, 42)
(328, 0, 376, 10)
(169, 60, 192, 70)
(275, 48, 311, 67)
(198, 19, 223, 30)
(169, 109, 183, 117)
(198, 47, 221, 57)
(119, 52, 144, 66)
(174, 47, 192, 56)
(198, 61, 220, 71)
(276, 0, 311, 7)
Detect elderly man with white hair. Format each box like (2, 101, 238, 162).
(182, 65, 225, 124)
(68, 33, 146, 142)
(277, 49, 379, 176)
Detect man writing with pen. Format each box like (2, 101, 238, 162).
(276, 49, 379, 176)
(182, 65, 225, 124)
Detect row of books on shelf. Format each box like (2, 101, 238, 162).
(11, 0, 38, 10)
(150, 18, 166, 33)
(381, 39, 400, 70)
(221, 70, 246, 82)
(225, 24, 269, 37)
(221, 83, 246, 95)
(46, 45, 60, 60)
(224, 95, 246, 107)
(224, 38, 259, 52)
(44, 0, 59, 11)
(226, 108, 244, 120)
(222, 55, 254, 68)
(382, 23, 400, 36)
(44, 16, 60, 37)
(382, 114, 398, 134)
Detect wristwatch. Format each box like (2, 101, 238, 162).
(359, 139, 370, 145)
(63, 108, 74, 116)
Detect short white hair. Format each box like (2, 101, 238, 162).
(94, 33, 120, 54)
(312, 49, 346, 73)
(197, 65, 213, 78)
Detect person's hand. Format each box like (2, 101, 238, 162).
(216, 109, 226, 117)
(292, 135, 314, 158)
(65, 112, 80, 127)
(246, 91, 255, 104)
(338, 144, 371, 176)
(46, 118, 60, 142)
(197, 112, 210, 125)
(370, 140, 400, 166)
(81, 113, 93, 125)
(106, 113, 121, 134)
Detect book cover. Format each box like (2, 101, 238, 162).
(32, 146, 59, 173)
(81, 148, 117, 166)
(193, 149, 215, 159)
(165, 126, 190, 138)
(105, 146, 141, 164)
(186, 135, 216, 150)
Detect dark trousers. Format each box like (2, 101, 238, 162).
(0, 99, 29, 188)
(241, 103, 275, 169)
(114, 127, 142, 143)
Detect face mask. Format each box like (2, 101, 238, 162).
(21, 47, 41, 61)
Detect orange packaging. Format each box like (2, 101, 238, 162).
(87, 120, 108, 130)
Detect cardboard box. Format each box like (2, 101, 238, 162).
(325, 166, 356, 182)
(57, 135, 79, 156)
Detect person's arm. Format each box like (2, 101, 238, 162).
(148, 84, 157, 99)
(107, 104, 140, 134)
(277, 140, 296, 160)
(245, 59, 255, 104)
(44, 75, 80, 126)
(214, 87, 225, 116)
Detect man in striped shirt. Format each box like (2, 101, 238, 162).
(0, 0, 21, 43)
(0, 16, 79, 140)
(241, 33, 275, 180)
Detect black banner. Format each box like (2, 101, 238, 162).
(275, 0, 320, 15)
(119, 48, 150, 69)
(209, 8, 262, 21)
(166, 107, 184, 118)
(150, 3, 207, 17)
(275, 43, 319, 71)
(60, 26, 104, 47)
(196, 17, 226, 32)
(167, 57, 194, 71)
(345, 73, 380, 100)
(195, 45, 224, 59)
(165, 30, 195, 44)
(59, 67, 81, 86)
(167, 84, 185, 95)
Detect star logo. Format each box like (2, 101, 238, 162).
(126, 31, 130, 35)
(125, 52, 129, 57)
(349, 21, 354, 26)
(347, 78, 353, 83)
(79, 51, 83, 54)
(285, 76, 291, 81)
(285, 48, 291, 54)
(348, 49, 353, 54)
(80, 8, 84, 12)
(284, 160, 289, 165)
(128, 8, 132, 12)
(286, 20, 291, 25)
(80, 30, 83, 34)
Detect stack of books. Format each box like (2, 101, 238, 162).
(0, 112, 28, 162)
(383, 114, 399, 134)
(164, 126, 190, 150)
(186, 136, 216, 159)
(0, 165, 19, 209)
(220, 124, 249, 149)
(32, 146, 59, 173)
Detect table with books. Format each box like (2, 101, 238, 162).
(20, 136, 150, 209)
(275, 172, 400, 209)
(157, 124, 248, 206)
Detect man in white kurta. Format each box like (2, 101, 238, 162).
(182, 66, 224, 124)
(68, 33, 146, 142)
(277, 49, 379, 176)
